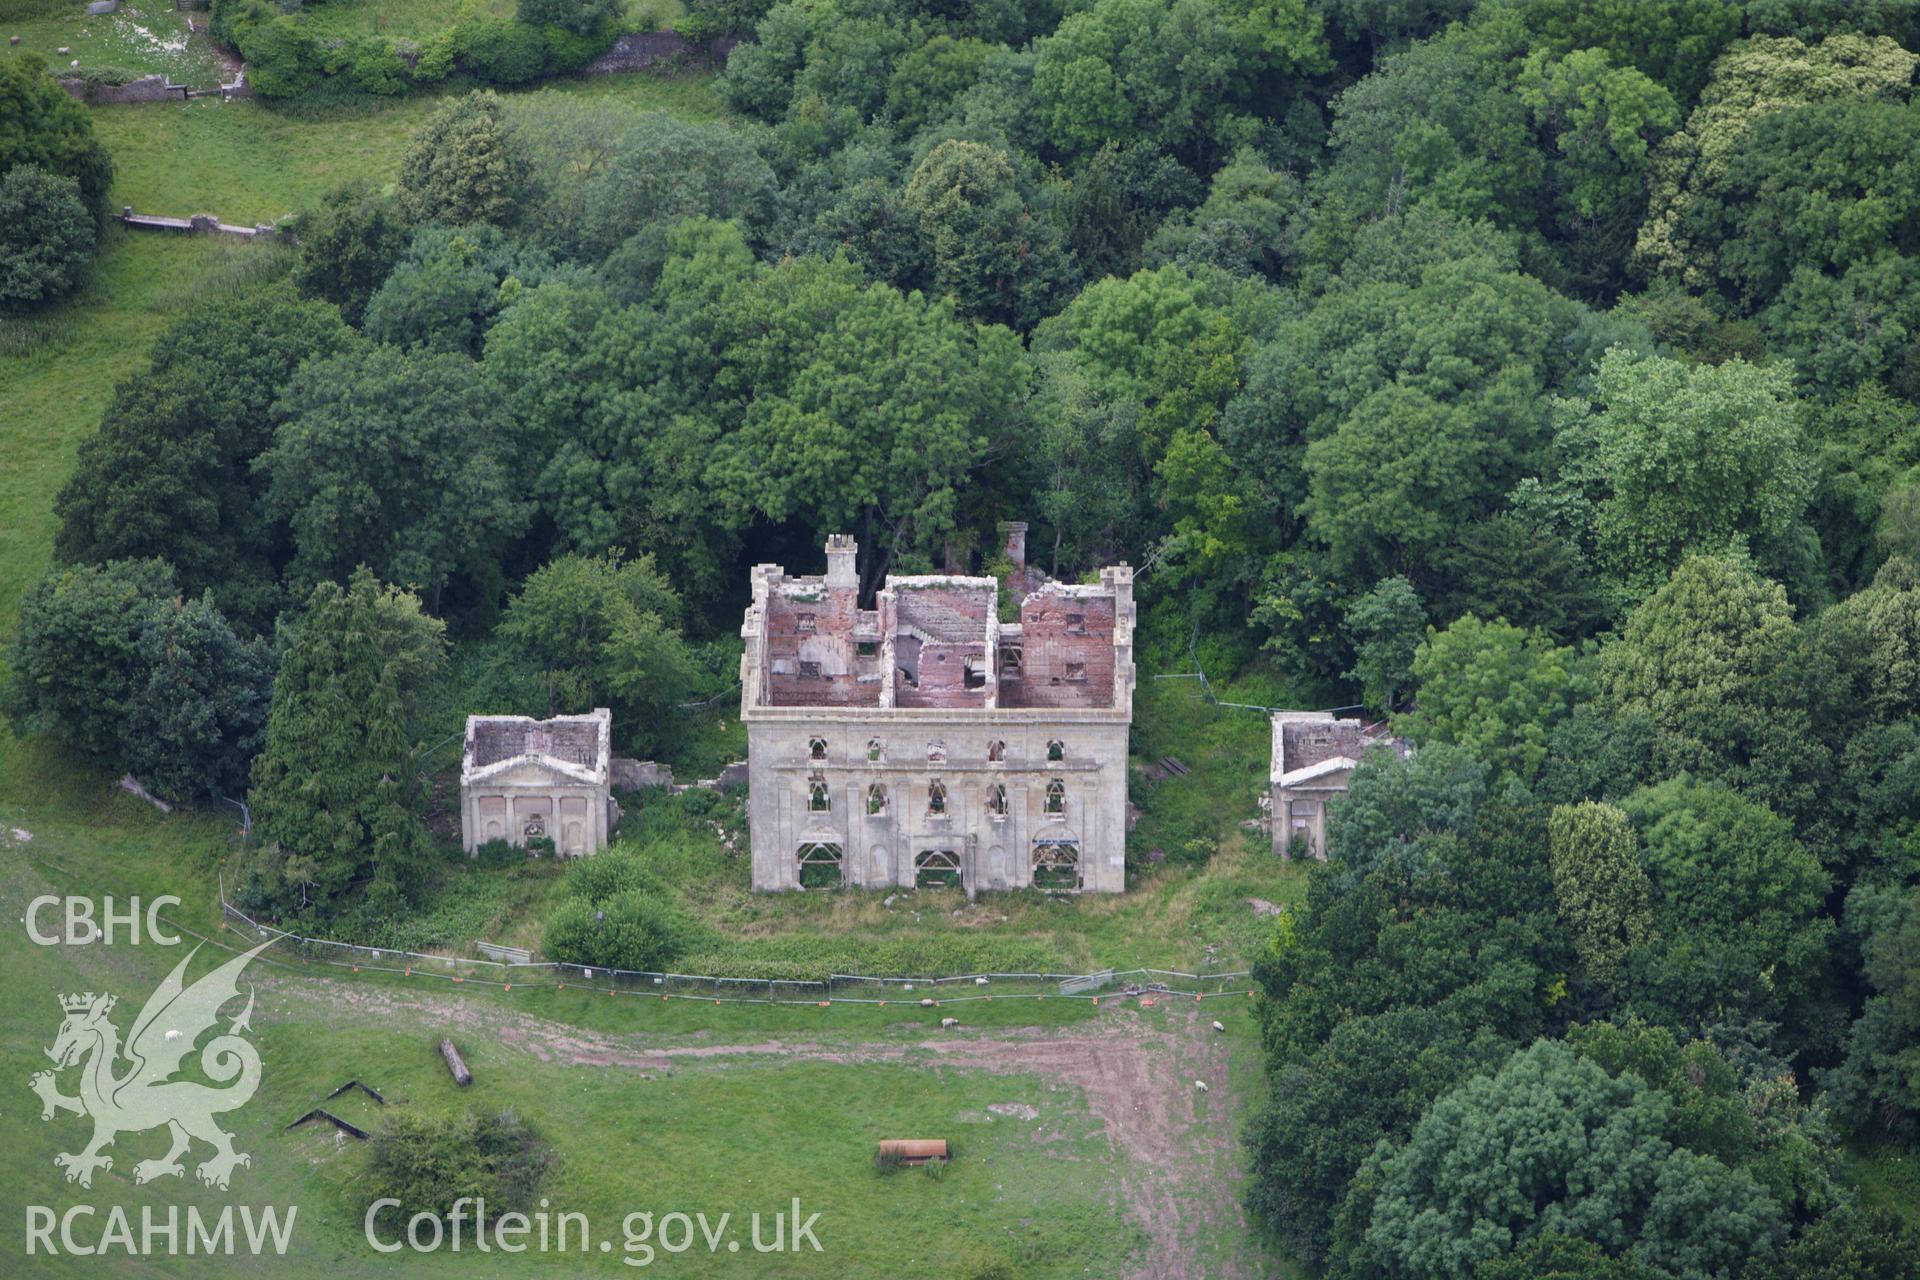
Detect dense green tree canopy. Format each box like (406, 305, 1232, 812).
(1493, 0, 1742, 102)
(1342, 576, 1425, 717)
(483, 219, 1028, 599)
(1322, 743, 1490, 882)
(517, 0, 622, 36)
(1548, 802, 1652, 996)
(248, 570, 444, 916)
(1597, 555, 1798, 769)
(0, 55, 113, 223)
(498, 551, 700, 755)
(363, 223, 578, 356)
(1363, 1038, 1786, 1280)
(1824, 881, 1920, 1137)
(1029, 0, 1308, 167)
(293, 182, 413, 328)
(903, 138, 1075, 328)
(4, 559, 179, 766)
(1636, 33, 1918, 291)
(1398, 615, 1579, 784)
(53, 286, 360, 628)
(0, 164, 95, 310)
(4, 560, 271, 802)
(566, 114, 780, 260)
(397, 91, 532, 227)
(1621, 778, 1835, 1044)
(125, 598, 276, 803)
(260, 345, 528, 608)
(1556, 350, 1814, 591)
(1820, 556, 1920, 720)
(1251, 798, 1572, 1262)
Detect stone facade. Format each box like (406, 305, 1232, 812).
(1269, 711, 1370, 860)
(741, 535, 1136, 894)
(460, 709, 615, 857)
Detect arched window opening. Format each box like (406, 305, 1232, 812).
(1044, 780, 1066, 815)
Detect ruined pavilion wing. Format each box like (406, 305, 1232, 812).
(459, 707, 615, 858)
(739, 525, 1135, 894)
(1267, 710, 1410, 861)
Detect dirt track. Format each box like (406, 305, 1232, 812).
(265, 977, 1264, 1279)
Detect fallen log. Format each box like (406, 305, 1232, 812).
(877, 1139, 948, 1165)
(439, 1038, 472, 1087)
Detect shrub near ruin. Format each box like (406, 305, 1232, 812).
(366, 1109, 551, 1225)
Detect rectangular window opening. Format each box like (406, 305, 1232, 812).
(915, 849, 962, 890)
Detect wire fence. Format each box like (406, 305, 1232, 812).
(216, 892, 1255, 1007)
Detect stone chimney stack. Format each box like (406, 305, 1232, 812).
(1000, 520, 1028, 570)
(824, 533, 858, 589)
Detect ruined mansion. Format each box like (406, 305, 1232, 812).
(739, 527, 1136, 894)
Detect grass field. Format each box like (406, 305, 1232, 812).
(1, 2, 228, 84)
(0, 787, 1287, 1278)
(4, 849, 1266, 1278)
(293, 0, 519, 40)
(291, 0, 686, 40)
(92, 71, 728, 222)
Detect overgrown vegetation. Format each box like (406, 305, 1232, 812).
(206, 0, 657, 99)
(366, 1107, 552, 1225)
(0, 55, 113, 310)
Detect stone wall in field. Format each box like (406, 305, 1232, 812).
(59, 74, 184, 103)
(585, 31, 737, 75)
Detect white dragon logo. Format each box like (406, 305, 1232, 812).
(29, 940, 273, 1190)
